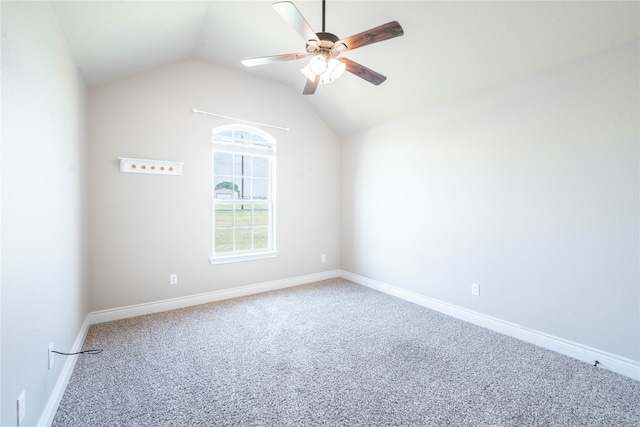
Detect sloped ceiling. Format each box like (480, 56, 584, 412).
(50, 1, 639, 136)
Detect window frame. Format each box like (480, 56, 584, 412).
(209, 125, 277, 265)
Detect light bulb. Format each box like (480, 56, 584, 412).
(308, 55, 327, 75)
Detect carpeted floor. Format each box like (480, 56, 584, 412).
(53, 278, 639, 426)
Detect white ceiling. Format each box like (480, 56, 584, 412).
(50, 0, 639, 136)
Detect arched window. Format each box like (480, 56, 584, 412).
(210, 125, 277, 264)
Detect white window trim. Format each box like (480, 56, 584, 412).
(209, 250, 279, 265)
(210, 125, 277, 264)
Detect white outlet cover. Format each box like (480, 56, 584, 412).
(471, 283, 480, 296)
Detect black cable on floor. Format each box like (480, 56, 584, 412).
(52, 349, 103, 355)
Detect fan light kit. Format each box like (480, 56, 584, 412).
(242, 0, 404, 95)
(301, 57, 345, 84)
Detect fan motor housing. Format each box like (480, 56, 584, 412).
(306, 32, 346, 56)
(316, 32, 339, 43)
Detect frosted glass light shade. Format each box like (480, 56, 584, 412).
(324, 59, 346, 82)
(301, 58, 346, 85)
(308, 55, 327, 75)
(301, 65, 316, 82)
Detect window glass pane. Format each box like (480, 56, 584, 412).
(235, 228, 253, 251)
(250, 133, 267, 144)
(214, 152, 233, 175)
(242, 178, 252, 199)
(252, 157, 269, 178)
(218, 130, 234, 140)
(233, 177, 244, 199)
(254, 204, 269, 227)
(252, 179, 268, 200)
(235, 206, 253, 227)
(254, 227, 269, 249)
(214, 179, 238, 200)
(215, 229, 233, 253)
(215, 204, 234, 227)
(244, 156, 252, 175)
(233, 155, 244, 177)
(235, 130, 250, 144)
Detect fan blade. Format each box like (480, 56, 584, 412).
(336, 21, 404, 52)
(302, 75, 320, 95)
(273, 1, 319, 45)
(340, 58, 387, 86)
(242, 52, 308, 67)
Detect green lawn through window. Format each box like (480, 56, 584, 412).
(215, 204, 269, 253)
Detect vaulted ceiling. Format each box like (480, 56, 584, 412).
(50, 1, 638, 136)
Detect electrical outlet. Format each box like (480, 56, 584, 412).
(17, 390, 26, 426)
(321, 254, 326, 263)
(471, 283, 480, 296)
(48, 343, 54, 370)
(170, 274, 178, 285)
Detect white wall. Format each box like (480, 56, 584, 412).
(341, 41, 639, 362)
(1, 2, 89, 426)
(1, 4, 635, 424)
(88, 58, 341, 311)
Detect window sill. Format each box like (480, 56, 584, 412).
(209, 250, 279, 265)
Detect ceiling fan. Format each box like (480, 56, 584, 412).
(242, 0, 404, 95)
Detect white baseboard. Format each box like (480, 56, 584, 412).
(340, 270, 640, 382)
(88, 270, 342, 325)
(39, 270, 341, 426)
(38, 316, 91, 427)
(39, 268, 637, 426)
(38, 270, 340, 426)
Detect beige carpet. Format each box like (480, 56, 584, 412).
(53, 278, 640, 426)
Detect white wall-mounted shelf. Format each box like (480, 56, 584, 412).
(119, 157, 183, 176)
